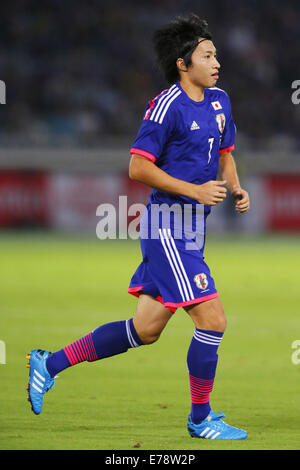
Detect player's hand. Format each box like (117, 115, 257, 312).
(195, 180, 227, 206)
(231, 187, 250, 213)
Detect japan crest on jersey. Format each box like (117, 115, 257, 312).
(194, 273, 209, 289)
(216, 113, 226, 133)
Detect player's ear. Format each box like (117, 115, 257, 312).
(176, 57, 188, 73)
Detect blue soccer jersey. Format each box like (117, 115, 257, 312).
(130, 81, 236, 211)
(128, 82, 236, 311)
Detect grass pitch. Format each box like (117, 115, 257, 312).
(0, 232, 299, 450)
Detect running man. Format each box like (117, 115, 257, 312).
(26, 13, 250, 440)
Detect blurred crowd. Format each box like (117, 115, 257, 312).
(0, 0, 299, 148)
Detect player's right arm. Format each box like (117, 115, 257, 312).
(129, 154, 227, 206)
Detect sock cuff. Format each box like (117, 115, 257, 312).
(193, 329, 223, 346)
(126, 318, 144, 347)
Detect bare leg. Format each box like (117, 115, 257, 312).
(133, 292, 174, 344)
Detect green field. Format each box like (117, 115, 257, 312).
(0, 232, 299, 450)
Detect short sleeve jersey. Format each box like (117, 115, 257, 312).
(130, 81, 236, 212)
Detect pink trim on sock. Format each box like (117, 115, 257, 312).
(189, 375, 214, 404)
(64, 344, 76, 365)
(63, 333, 98, 366)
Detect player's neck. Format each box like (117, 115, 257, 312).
(178, 80, 205, 102)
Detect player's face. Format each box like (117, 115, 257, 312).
(188, 39, 220, 88)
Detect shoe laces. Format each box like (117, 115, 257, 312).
(45, 378, 55, 393)
(210, 411, 226, 421)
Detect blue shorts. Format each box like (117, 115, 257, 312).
(128, 206, 218, 312)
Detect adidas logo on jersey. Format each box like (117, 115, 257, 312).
(190, 121, 200, 130)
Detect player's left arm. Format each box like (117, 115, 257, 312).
(219, 152, 250, 213)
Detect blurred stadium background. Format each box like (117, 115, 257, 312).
(0, 0, 299, 235)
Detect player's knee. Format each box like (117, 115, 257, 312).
(185, 298, 227, 332)
(135, 323, 162, 345)
(216, 303, 227, 332)
(194, 313, 226, 332)
(139, 331, 161, 345)
(215, 313, 227, 332)
(208, 307, 227, 332)
(133, 309, 171, 345)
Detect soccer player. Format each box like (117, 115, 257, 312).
(26, 13, 250, 440)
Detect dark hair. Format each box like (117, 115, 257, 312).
(152, 13, 212, 84)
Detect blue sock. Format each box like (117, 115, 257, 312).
(187, 328, 223, 424)
(46, 318, 143, 378)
